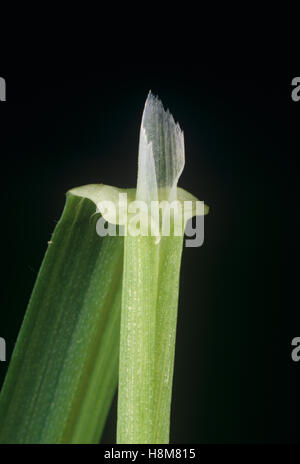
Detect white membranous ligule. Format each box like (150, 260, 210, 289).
(69, 92, 208, 245)
(136, 92, 185, 205)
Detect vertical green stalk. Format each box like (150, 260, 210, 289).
(117, 92, 192, 443)
(117, 233, 184, 444)
(117, 236, 159, 443)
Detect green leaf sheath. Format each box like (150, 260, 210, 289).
(0, 193, 123, 444)
(117, 234, 184, 444)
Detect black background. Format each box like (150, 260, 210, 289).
(0, 67, 299, 443)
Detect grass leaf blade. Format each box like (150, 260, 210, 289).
(0, 193, 123, 444)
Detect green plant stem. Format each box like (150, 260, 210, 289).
(117, 233, 184, 444)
